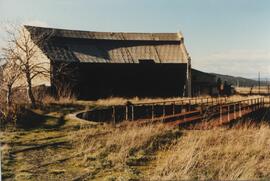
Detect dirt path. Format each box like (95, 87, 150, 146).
(1, 106, 91, 180)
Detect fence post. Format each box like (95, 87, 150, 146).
(251, 99, 254, 111)
(234, 104, 236, 119)
(172, 102, 175, 115)
(249, 99, 251, 111)
(163, 103, 166, 118)
(246, 100, 250, 113)
(112, 106, 116, 125)
(227, 105, 230, 122)
(247, 100, 249, 112)
(125, 105, 128, 120)
(249, 99, 251, 113)
(151, 104, 154, 121)
(255, 98, 258, 110)
(220, 105, 222, 124)
(253, 99, 255, 112)
(243, 100, 245, 114)
(131, 105, 134, 121)
(239, 103, 242, 117)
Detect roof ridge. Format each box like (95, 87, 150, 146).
(24, 25, 179, 35)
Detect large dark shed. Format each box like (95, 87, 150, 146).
(25, 26, 192, 99)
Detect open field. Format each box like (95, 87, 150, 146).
(1, 96, 270, 180)
(236, 86, 270, 95)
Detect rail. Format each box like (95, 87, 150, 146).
(77, 97, 265, 127)
(133, 96, 228, 106)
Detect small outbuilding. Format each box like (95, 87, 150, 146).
(191, 69, 218, 96)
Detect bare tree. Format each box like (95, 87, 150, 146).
(2, 24, 53, 107)
(52, 62, 78, 99)
(0, 56, 22, 107)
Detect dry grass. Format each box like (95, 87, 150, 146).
(94, 96, 132, 106)
(94, 96, 212, 106)
(73, 122, 177, 168)
(70, 120, 270, 180)
(93, 95, 262, 107)
(227, 95, 262, 102)
(3, 114, 270, 180)
(40, 94, 264, 108)
(3, 97, 270, 180)
(41, 94, 78, 105)
(236, 86, 270, 94)
(148, 124, 270, 180)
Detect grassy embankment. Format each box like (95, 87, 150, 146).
(1, 96, 270, 180)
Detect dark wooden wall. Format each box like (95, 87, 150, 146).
(191, 69, 217, 96)
(52, 62, 187, 100)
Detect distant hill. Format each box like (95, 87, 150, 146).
(211, 73, 266, 87)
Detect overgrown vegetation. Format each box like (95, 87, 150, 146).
(149, 124, 270, 180)
(1, 96, 270, 180)
(70, 123, 180, 180)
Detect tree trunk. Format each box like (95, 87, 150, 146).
(26, 73, 36, 108)
(6, 85, 12, 108)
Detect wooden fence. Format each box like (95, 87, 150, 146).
(78, 97, 265, 127)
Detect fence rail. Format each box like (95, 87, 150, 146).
(133, 96, 228, 106)
(78, 97, 266, 127)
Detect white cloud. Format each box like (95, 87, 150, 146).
(193, 49, 270, 78)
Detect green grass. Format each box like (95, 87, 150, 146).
(1, 102, 91, 180)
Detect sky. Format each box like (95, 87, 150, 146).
(0, 0, 270, 78)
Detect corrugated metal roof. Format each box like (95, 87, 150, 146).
(25, 25, 190, 64)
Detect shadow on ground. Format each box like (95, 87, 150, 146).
(225, 107, 270, 128)
(16, 109, 66, 130)
(14, 103, 86, 131)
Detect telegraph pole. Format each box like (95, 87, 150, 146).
(258, 72, 261, 95)
(267, 78, 269, 95)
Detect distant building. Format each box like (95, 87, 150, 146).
(191, 69, 218, 96)
(24, 26, 192, 99)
